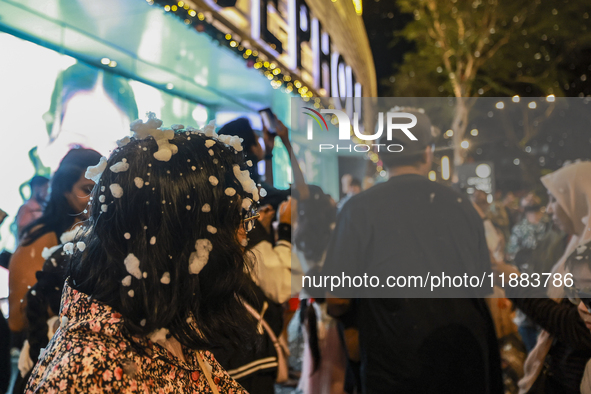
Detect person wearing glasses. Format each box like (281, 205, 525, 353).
(493, 161, 591, 394)
(25, 115, 260, 393)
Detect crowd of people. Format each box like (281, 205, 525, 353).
(0, 109, 590, 394)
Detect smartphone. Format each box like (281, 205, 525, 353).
(259, 108, 277, 136)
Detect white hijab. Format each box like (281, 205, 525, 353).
(519, 161, 591, 393)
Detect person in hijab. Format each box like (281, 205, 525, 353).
(493, 161, 591, 394)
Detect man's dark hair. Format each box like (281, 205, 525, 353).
(68, 132, 257, 350)
(378, 110, 436, 170)
(30, 175, 49, 189)
(378, 135, 427, 169)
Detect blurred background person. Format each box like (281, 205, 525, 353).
(494, 161, 591, 394)
(215, 117, 293, 394)
(8, 148, 100, 392)
(8, 148, 100, 334)
(15, 176, 49, 240)
(506, 192, 566, 353)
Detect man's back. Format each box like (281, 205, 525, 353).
(322, 174, 503, 393)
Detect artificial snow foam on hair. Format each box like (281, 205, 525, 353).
(149, 328, 169, 344)
(217, 134, 244, 152)
(110, 159, 129, 173)
(116, 136, 131, 148)
(207, 225, 217, 234)
(160, 272, 170, 284)
(76, 241, 86, 252)
(63, 242, 75, 255)
(99, 195, 106, 203)
(110, 183, 124, 198)
(85, 156, 108, 183)
(42, 245, 61, 260)
(134, 177, 144, 188)
(188, 239, 213, 275)
(122, 275, 132, 286)
(242, 199, 253, 210)
(209, 176, 219, 186)
(101, 204, 108, 213)
(202, 204, 211, 212)
(233, 165, 259, 201)
(202, 121, 218, 138)
(225, 188, 236, 196)
(150, 236, 156, 245)
(260, 188, 267, 198)
(246, 160, 253, 167)
(130, 112, 178, 162)
(205, 140, 216, 148)
(124, 253, 142, 279)
(60, 226, 88, 244)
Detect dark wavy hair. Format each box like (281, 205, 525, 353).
(22, 148, 102, 245)
(68, 131, 257, 350)
(294, 185, 337, 264)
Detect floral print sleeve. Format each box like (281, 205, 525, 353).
(25, 282, 248, 394)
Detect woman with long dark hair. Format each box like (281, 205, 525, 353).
(8, 148, 101, 333)
(25, 115, 259, 393)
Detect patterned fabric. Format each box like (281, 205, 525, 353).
(506, 215, 553, 257)
(25, 282, 247, 394)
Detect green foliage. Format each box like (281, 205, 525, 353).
(387, 0, 591, 98)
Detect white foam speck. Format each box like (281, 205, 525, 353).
(225, 187, 236, 196)
(202, 204, 211, 212)
(76, 241, 86, 252)
(85, 157, 108, 183)
(233, 165, 259, 201)
(140, 319, 146, 326)
(116, 136, 131, 147)
(124, 253, 142, 279)
(99, 195, 106, 203)
(160, 272, 171, 284)
(186, 205, 191, 210)
(63, 242, 75, 255)
(260, 188, 267, 197)
(207, 225, 217, 234)
(205, 140, 216, 148)
(124, 233, 131, 239)
(246, 160, 253, 167)
(122, 275, 132, 286)
(110, 159, 129, 173)
(128, 290, 135, 297)
(110, 183, 124, 198)
(143, 272, 147, 278)
(101, 186, 105, 192)
(149, 328, 169, 344)
(188, 239, 213, 274)
(209, 176, 218, 186)
(150, 236, 156, 245)
(134, 177, 144, 188)
(208, 149, 214, 156)
(101, 204, 108, 213)
(42, 245, 61, 260)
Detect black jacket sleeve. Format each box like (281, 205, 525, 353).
(508, 287, 591, 351)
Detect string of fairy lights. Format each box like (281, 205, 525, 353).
(146, 0, 371, 167)
(148, 0, 320, 104)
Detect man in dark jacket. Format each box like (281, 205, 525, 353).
(321, 110, 503, 393)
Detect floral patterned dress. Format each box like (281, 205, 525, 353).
(24, 282, 248, 393)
